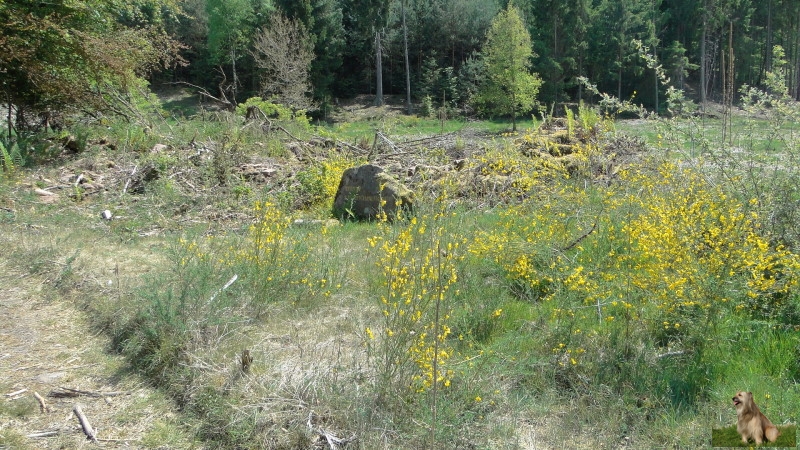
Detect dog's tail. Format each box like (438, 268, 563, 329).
(765, 425, 780, 442)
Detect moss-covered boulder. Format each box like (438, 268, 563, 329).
(332, 164, 413, 221)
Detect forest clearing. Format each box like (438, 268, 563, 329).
(1, 93, 799, 448)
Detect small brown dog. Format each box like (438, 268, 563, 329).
(733, 391, 780, 445)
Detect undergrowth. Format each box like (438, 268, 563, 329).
(4, 78, 800, 448)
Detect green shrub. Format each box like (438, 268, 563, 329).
(236, 97, 311, 130)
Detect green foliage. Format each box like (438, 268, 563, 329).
(206, 0, 271, 65)
(420, 56, 459, 109)
(419, 95, 436, 118)
(0, 140, 24, 175)
(236, 96, 311, 130)
(0, 0, 183, 120)
(476, 1, 542, 131)
(14, 65, 800, 448)
(366, 213, 463, 399)
(237, 97, 294, 121)
(294, 153, 366, 211)
(113, 237, 223, 383)
(566, 108, 575, 139)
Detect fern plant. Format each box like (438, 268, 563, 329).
(0, 140, 23, 174)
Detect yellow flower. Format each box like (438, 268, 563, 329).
(475, 396, 482, 402)
(365, 327, 374, 340)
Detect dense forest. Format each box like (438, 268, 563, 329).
(3, 0, 800, 126)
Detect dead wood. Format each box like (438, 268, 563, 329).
(307, 411, 356, 449)
(33, 391, 49, 413)
(27, 429, 61, 438)
(73, 403, 98, 442)
(4, 388, 27, 397)
(562, 221, 598, 251)
(168, 79, 234, 111)
(50, 386, 130, 398)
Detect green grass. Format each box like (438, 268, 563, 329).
(4, 94, 800, 448)
(320, 113, 542, 140)
(615, 112, 800, 156)
(712, 424, 797, 447)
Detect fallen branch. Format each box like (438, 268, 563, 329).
(167, 80, 234, 110)
(5, 388, 27, 397)
(27, 429, 60, 438)
(656, 350, 686, 359)
(73, 404, 98, 443)
(562, 221, 598, 251)
(50, 387, 130, 398)
(307, 411, 356, 449)
(320, 428, 357, 450)
(34, 188, 56, 197)
(34, 391, 49, 413)
(208, 274, 239, 304)
(122, 164, 137, 194)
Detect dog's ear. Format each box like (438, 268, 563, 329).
(748, 391, 753, 396)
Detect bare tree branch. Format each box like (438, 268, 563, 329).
(251, 12, 315, 110)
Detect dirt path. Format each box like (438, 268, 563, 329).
(0, 247, 195, 449)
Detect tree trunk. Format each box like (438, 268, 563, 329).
(6, 92, 11, 140)
(700, 13, 707, 110)
(375, 30, 384, 106)
(230, 44, 238, 105)
(617, 46, 623, 100)
(794, 7, 800, 99)
(403, 1, 412, 115)
(653, 45, 659, 113)
(766, 0, 773, 74)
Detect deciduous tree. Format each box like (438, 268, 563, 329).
(0, 0, 183, 129)
(476, 1, 541, 131)
(251, 11, 315, 109)
(206, 0, 272, 103)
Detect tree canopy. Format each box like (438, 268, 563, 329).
(477, 1, 541, 131)
(7, 0, 800, 126)
(0, 0, 183, 128)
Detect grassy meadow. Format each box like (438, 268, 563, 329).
(1, 92, 799, 449)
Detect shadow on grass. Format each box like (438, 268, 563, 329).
(712, 424, 796, 448)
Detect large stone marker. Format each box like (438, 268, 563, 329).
(332, 164, 413, 221)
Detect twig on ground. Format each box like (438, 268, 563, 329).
(50, 387, 130, 398)
(656, 350, 686, 359)
(27, 429, 60, 438)
(73, 404, 98, 443)
(4, 388, 27, 397)
(34, 391, 49, 413)
(123, 165, 137, 194)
